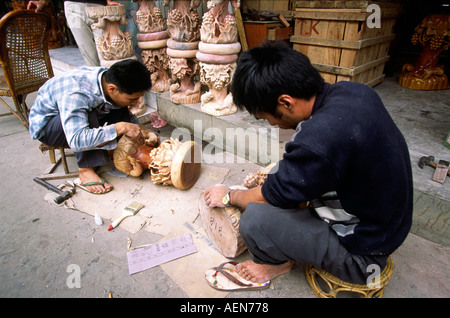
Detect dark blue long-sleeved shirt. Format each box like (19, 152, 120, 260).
(262, 81, 413, 256)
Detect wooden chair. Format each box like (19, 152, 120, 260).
(0, 10, 75, 179)
(38, 143, 78, 180)
(0, 9, 54, 128)
(305, 256, 394, 298)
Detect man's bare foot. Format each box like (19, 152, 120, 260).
(235, 260, 294, 283)
(78, 167, 112, 194)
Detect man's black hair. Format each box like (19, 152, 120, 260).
(104, 59, 151, 94)
(231, 41, 324, 117)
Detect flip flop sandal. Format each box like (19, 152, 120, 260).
(205, 261, 270, 291)
(74, 178, 113, 195)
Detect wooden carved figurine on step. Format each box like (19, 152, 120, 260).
(199, 164, 275, 258)
(134, 0, 171, 92)
(113, 126, 160, 177)
(398, 14, 450, 90)
(164, 0, 202, 104)
(198, 0, 240, 116)
(86, 4, 136, 67)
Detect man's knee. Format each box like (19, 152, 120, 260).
(239, 203, 272, 237)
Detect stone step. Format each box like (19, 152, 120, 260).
(156, 91, 287, 167)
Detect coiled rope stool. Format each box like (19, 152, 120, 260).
(305, 256, 394, 298)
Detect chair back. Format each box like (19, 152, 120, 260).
(0, 9, 54, 96)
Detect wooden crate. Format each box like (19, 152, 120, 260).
(244, 21, 293, 49)
(288, 1, 401, 86)
(243, 0, 293, 12)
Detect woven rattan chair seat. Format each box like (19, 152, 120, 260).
(0, 9, 53, 128)
(305, 256, 394, 298)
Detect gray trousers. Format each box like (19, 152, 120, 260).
(239, 203, 388, 285)
(64, 1, 104, 66)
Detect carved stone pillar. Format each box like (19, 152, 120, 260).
(134, 0, 170, 92)
(86, 5, 136, 67)
(197, 0, 240, 116)
(398, 14, 450, 90)
(164, 0, 202, 104)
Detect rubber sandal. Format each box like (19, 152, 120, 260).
(205, 261, 270, 291)
(74, 178, 113, 195)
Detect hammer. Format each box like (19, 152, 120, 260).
(33, 177, 75, 204)
(418, 156, 450, 176)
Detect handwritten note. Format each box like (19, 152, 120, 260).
(127, 234, 197, 275)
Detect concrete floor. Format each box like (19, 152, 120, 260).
(0, 47, 449, 300)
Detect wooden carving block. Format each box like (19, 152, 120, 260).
(170, 141, 202, 190)
(199, 193, 247, 258)
(198, 165, 275, 258)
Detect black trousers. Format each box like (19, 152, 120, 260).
(38, 107, 132, 169)
(239, 203, 388, 285)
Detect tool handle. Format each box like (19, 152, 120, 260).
(34, 178, 71, 204)
(429, 161, 438, 168)
(33, 177, 62, 194)
(110, 215, 128, 229)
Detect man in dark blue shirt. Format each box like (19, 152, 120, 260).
(205, 42, 413, 286)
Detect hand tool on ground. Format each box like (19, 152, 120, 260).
(33, 177, 76, 204)
(432, 160, 449, 184)
(418, 156, 450, 177)
(108, 201, 145, 231)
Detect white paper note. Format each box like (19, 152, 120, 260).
(127, 234, 197, 275)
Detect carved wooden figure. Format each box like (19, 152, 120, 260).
(86, 5, 136, 66)
(149, 138, 202, 189)
(134, 0, 171, 92)
(398, 14, 450, 90)
(114, 127, 201, 190)
(113, 126, 160, 177)
(164, 0, 202, 104)
(198, 0, 240, 116)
